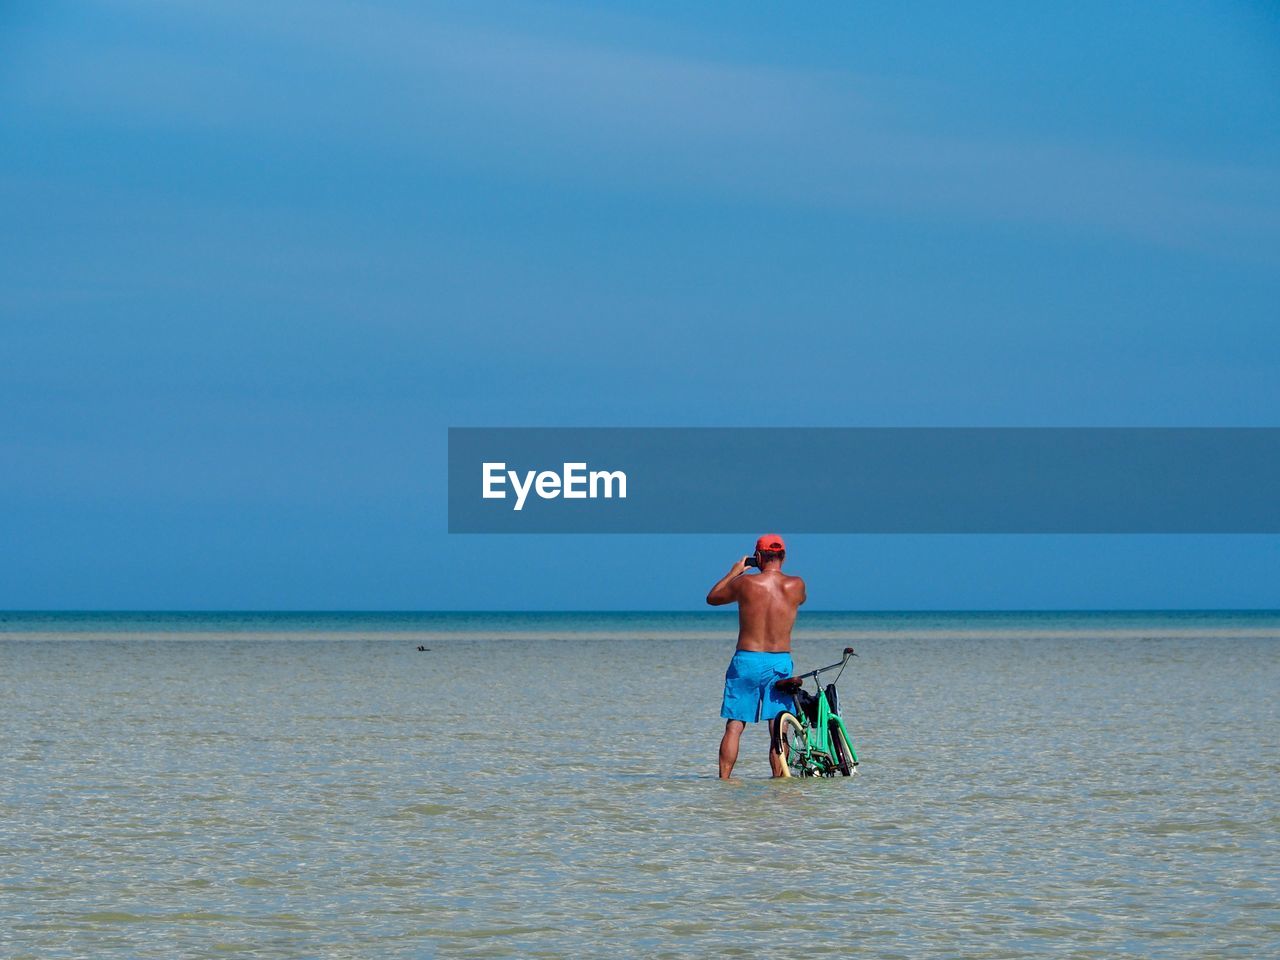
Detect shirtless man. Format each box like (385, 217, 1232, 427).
(705, 534, 806, 779)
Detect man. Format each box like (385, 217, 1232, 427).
(706, 533, 806, 779)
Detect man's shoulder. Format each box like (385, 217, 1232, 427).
(782, 573, 806, 600)
(746, 571, 805, 592)
(749, 570, 803, 583)
(741, 570, 804, 592)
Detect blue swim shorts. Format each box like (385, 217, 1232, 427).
(720, 650, 795, 723)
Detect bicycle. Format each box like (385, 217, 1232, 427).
(771, 647, 860, 778)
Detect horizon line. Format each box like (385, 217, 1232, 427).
(3, 607, 1278, 616)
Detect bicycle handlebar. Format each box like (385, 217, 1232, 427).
(792, 647, 857, 682)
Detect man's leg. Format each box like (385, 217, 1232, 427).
(767, 716, 789, 778)
(719, 720, 745, 779)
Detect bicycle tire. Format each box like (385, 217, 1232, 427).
(829, 722, 856, 777)
(774, 712, 808, 777)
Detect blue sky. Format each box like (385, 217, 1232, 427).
(2, 0, 1278, 609)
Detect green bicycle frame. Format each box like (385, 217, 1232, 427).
(806, 687, 858, 769)
(779, 652, 860, 776)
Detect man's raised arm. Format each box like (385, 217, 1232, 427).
(706, 556, 752, 605)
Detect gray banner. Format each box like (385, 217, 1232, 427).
(448, 428, 1280, 533)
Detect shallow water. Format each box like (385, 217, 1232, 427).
(2, 612, 1278, 958)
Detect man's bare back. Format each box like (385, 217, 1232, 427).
(725, 568, 805, 652)
(706, 555, 806, 651)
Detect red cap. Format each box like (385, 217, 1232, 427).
(755, 533, 786, 553)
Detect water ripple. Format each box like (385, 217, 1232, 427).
(2, 626, 1277, 958)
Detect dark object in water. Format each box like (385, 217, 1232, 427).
(416, 645, 430, 652)
(793, 687, 820, 726)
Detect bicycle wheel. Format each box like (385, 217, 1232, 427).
(774, 712, 809, 777)
(829, 722, 856, 777)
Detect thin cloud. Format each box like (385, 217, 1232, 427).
(20, 0, 1280, 261)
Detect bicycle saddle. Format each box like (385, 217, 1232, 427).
(774, 677, 804, 693)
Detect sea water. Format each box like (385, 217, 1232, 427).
(2, 611, 1277, 958)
